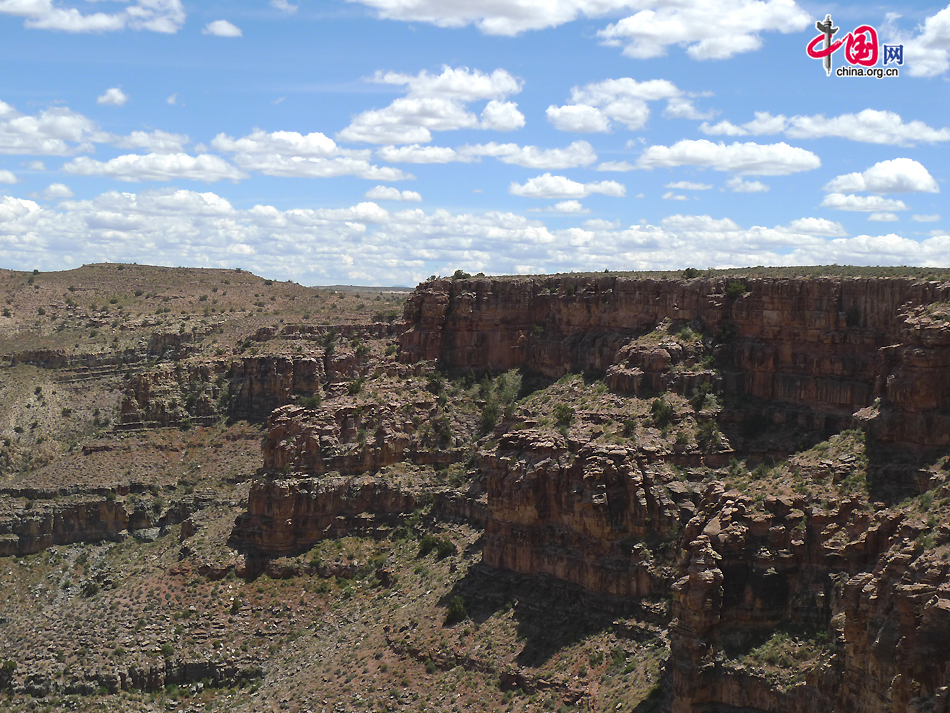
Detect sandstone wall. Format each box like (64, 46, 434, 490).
(400, 276, 950, 446)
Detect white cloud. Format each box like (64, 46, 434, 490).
(97, 87, 128, 107)
(549, 200, 587, 213)
(480, 100, 526, 131)
(113, 130, 189, 153)
(868, 213, 900, 222)
(0, 169, 16, 184)
(701, 109, 950, 147)
(25, 161, 46, 171)
(344, 0, 633, 36)
(823, 158, 939, 194)
(663, 97, 715, 120)
(912, 214, 941, 223)
(884, 6, 950, 77)
(338, 66, 523, 145)
(598, 0, 810, 60)
(365, 185, 422, 201)
(666, 181, 712, 190)
(62, 153, 247, 183)
(210, 129, 408, 180)
(782, 218, 847, 237)
(43, 183, 73, 199)
(377, 144, 461, 164)
(2, 0, 185, 33)
(167, 94, 178, 105)
(203, 19, 242, 37)
(271, 0, 298, 12)
(227, 154, 411, 181)
(0, 103, 106, 155)
(595, 160, 635, 172)
(461, 141, 597, 169)
(547, 77, 690, 133)
(636, 140, 820, 175)
(662, 191, 689, 201)
(546, 105, 611, 133)
(212, 129, 340, 157)
(820, 194, 909, 213)
(726, 176, 769, 193)
(4, 187, 950, 283)
(509, 173, 625, 199)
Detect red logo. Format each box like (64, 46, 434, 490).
(806, 14, 883, 76)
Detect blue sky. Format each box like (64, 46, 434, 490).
(0, 0, 948, 285)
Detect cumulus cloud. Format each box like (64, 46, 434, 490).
(377, 145, 461, 164)
(212, 129, 341, 157)
(726, 176, 769, 193)
(546, 105, 612, 133)
(912, 214, 941, 223)
(636, 140, 820, 175)
(509, 173, 625, 199)
(365, 186, 422, 201)
(549, 200, 587, 213)
(4, 187, 950, 283)
(0, 169, 16, 184)
(883, 6, 950, 77)
(781, 218, 847, 237)
(700, 109, 950, 147)
(598, 0, 810, 60)
(662, 191, 689, 201)
(823, 159, 939, 194)
(113, 130, 190, 153)
(868, 213, 900, 222)
(596, 160, 635, 172)
(338, 66, 524, 145)
(43, 183, 74, 199)
(344, 0, 633, 35)
(547, 77, 690, 133)
(271, 0, 298, 12)
(62, 153, 247, 183)
(203, 20, 242, 37)
(211, 129, 409, 180)
(0, 103, 107, 155)
(462, 141, 597, 169)
(820, 194, 909, 213)
(1, 0, 185, 33)
(663, 97, 715, 120)
(97, 88, 128, 107)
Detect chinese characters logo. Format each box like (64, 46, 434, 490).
(806, 14, 903, 78)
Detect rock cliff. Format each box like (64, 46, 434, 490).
(400, 275, 950, 447)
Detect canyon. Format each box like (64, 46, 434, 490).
(1, 265, 949, 713)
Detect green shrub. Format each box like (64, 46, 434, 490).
(650, 398, 674, 428)
(554, 403, 575, 426)
(444, 595, 468, 625)
(724, 281, 746, 299)
(418, 534, 438, 557)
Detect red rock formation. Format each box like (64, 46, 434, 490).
(401, 276, 950, 446)
(231, 474, 419, 555)
(481, 428, 696, 597)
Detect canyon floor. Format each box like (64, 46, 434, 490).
(1, 264, 949, 713)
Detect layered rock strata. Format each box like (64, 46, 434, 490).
(401, 276, 950, 447)
(482, 428, 699, 597)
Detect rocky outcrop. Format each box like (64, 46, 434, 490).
(667, 479, 950, 713)
(119, 361, 227, 428)
(401, 276, 950, 447)
(226, 355, 326, 422)
(482, 428, 698, 597)
(261, 403, 461, 475)
(231, 474, 419, 555)
(0, 493, 212, 556)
